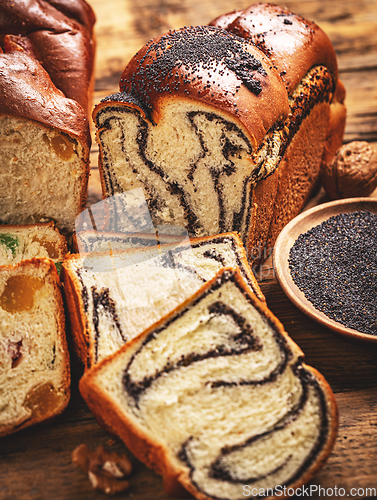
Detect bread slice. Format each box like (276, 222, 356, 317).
(0, 258, 70, 437)
(80, 267, 338, 500)
(61, 232, 264, 368)
(73, 229, 180, 254)
(0, 223, 68, 269)
(93, 5, 345, 267)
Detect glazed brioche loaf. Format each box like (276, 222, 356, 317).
(0, 258, 70, 438)
(0, 0, 96, 113)
(93, 3, 345, 265)
(0, 0, 95, 233)
(61, 232, 264, 368)
(0, 51, 91, 233)
(80, 268, 338, 500)
(0, 222, 68, 267)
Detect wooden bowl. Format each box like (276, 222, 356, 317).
(272, 198, 377, 343)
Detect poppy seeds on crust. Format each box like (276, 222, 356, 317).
(289, 211, 377, 336)
(119, 26, 268, 113)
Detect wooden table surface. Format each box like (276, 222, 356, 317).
(1, 0, 377, 499)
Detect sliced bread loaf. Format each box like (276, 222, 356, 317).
(80, 267, 338, 500)
(61, 232, 263, 367)
(93, 4, 345, 266)
(0, 258, 70, 437)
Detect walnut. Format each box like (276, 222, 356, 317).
(321, 141, 377, 200)
(72, 444, 132, 495)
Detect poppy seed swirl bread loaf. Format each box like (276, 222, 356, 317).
(93, 3, 346, 265)
(80, 268, 338, 500)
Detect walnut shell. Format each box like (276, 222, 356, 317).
(321, 141, 377, 199)
(72, 444, 132, 495)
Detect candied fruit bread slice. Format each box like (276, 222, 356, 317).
(0, 222, 67, 266)
(0, 258, 70, 437)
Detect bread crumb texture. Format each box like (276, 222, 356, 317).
(0, 259, 69, 437)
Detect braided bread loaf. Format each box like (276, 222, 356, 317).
(0, 0, 95, 233)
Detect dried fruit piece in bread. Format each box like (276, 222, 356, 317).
(0, 258, 70, 437)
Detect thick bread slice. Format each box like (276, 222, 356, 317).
(80, 267, 338, 500)
(0, 222, 68, 267)
(0, 258, 70, 438)
(61, 232, 264, 368)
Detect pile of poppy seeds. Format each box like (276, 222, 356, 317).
(289, 210, 377, 335)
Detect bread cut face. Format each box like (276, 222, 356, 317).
(95, 97, 284, 237)
(80, 268, 338, 500)
(61, 233, 264, 367)
(0, 258, 70, 437)
(0, 222, 68, 267)
(0, 114, 89, 233)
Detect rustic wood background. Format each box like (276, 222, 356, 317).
(1, 0, 377, 499)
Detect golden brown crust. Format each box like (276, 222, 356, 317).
(209, 3, 338, 96)
(60, 254, 92, 367)
(321, 79, 347, 170)
(266, 100, 331, 249)
(79, 267, 338, 500)
(247, 172, 278, 265)
(113, 25, 289, 150)
(0, 51, 91, 147)
(0, 0, 95, 113)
